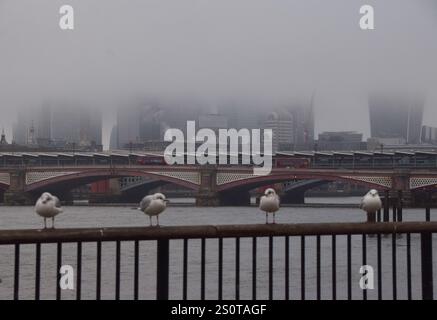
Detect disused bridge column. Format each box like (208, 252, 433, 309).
(391, 170, 411, 209)
(196, 166, 220, 206)
(4, 170, 34, 205)
(195, 167, 251, 206)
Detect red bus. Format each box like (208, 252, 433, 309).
(136, 156, 167, 165)
(274, 157, 310, 168)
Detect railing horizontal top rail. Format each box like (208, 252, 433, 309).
(1, 222, 437, 244)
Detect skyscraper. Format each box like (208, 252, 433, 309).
(263, 109, 294, 152)
(13, 102, 102, 149)
(368, 93, 425, 144)
(280, 94, 315, 150)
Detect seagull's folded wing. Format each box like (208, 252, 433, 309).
(140, 195, 153, 211)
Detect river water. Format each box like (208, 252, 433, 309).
(0, 197, 435, 300)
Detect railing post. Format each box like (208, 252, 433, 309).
(383, 191, 390, 222)
(397, 191, 403, 222)
(420, 232, 433, 300)
(426, 192, 431, 222)
(157, 239, 169, 300)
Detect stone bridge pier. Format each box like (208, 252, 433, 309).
(195, 167, 251, 206)
(195, 167, 220, 206)
(4, 170, 34, 205)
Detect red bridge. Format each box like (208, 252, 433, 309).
(2, 163, 437, 206)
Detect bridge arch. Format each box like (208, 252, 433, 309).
(216, 172, 391, 193)
(24, 169, 200, 194)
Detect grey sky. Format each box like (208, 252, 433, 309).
(0, 0, 436, 148)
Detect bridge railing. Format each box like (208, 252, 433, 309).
(0, 222, 435, 300)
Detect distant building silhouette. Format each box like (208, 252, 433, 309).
(421, 125, 437, 145)
(12, 102, 102, 150)
(263, 109, 294, 152)
(317, 131, 366, 151)
(368, 93, 425, 145)
(0, 129, 8, 146)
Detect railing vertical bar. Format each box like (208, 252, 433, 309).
(134, 240, 139, 300)
(406, 233, 412, 300)
(301, 235, 305, 300)
(235, 237, 240, 300)
(383, 191, 389, 222)
(252, 237, 257, 300)
(56, 242, 62, 300)
(96, 241, 102, 300)
(332, 235, 336, 300)
(218, 238, 223, 300)
(13, 244, 20, 300)
(201, 238, 206, 300)
(392, 233, 397, 300)
(269, 236, 273, 300)
(377, 233, 382, 300)
(183, 239, 188, 300)
(115, 240, 120, 300)
(347, 234, 351, 300)
(76, 241, 82, 300)
(316, 235, 321, 300)
(35, 243, 41, 300)
(285, 236, 289, 300)
(426, 193, 431, 221)
(362, 234, 367, 300)
(156, 239, 170, 300)
(421, 232, 434, 300)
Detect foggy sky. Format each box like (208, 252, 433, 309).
(1, 0, 437, 148)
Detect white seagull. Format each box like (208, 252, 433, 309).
(259, 188, 280, 224)
(360, 189, 382, 221)
(35, 192, 63, 229)
(139, 193, 169, 226)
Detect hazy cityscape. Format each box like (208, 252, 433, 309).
(1, 0, 437, 304)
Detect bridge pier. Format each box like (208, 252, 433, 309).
(195, 193, 221, 206)
(3, 171, 34, 205)
(4, 191, 35, 205)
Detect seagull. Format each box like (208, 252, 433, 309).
(35, 192, 63, 229)
(139, 193, 169, 226)
(259, 188, 280, 224)
(360, 189, 382, 222)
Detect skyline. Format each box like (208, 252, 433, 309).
(1, 0, 437, 148)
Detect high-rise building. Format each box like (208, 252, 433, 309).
(51, 106, 102, 147)
(368, 93, 425, 145)
(288, 95, 315, 150)
(13, 102, 102, 149)
(115, 105, 141, 148)
(263, 109, 294, 152)
(421, 125, 437, 145)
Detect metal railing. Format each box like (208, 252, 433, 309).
(0, 222, 435, 300)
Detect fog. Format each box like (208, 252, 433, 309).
(0, 0, 436, 148)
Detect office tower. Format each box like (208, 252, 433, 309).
(263, 109, 294, 152)
(368, 93, 425, 145)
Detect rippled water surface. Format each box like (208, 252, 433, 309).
(0, 197, 435, 300)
